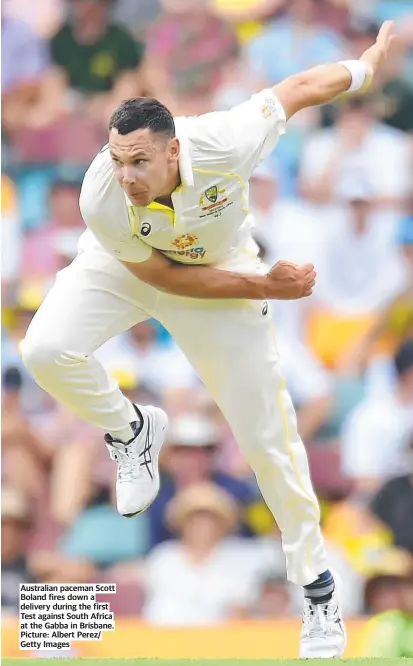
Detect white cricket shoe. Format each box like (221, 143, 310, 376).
(299, 591, 346, 659)
(104, 405, 168, 517)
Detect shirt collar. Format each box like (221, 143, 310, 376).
(175, 117, 194, 189)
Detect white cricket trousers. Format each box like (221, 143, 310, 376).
(21, 242, 328, 585)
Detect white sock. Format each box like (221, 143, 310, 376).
(109, 402, 142, 442)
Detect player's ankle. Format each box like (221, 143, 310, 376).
(303, 569, 335, 604)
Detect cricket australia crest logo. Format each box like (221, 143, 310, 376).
(199, 185, 226, 207)
(205, 185, 218, 203)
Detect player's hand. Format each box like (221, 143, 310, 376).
(359, 21, 395, 89)
(265, 261, 316, 300)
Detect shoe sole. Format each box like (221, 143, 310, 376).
(121, 406, 168, 518)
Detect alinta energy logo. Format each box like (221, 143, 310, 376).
(171, 233, 199, 250)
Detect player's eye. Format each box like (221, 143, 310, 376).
(134, 159, 147, 165)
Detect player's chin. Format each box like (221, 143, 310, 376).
(129, 191, 152, 207)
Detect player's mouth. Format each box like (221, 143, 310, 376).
(128, 191, 151, 205)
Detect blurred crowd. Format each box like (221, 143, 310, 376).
(2, 0, 413, 657)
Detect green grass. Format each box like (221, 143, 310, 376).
(1, 658, 413, 666)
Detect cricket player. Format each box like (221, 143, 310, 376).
(22, 22, 394, 657)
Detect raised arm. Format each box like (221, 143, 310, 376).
(273, 21, 395, 119)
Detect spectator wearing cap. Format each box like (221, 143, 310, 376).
(141, 482, 263, 625)
(146, 414, 255, 547)
(305, 171, 406, 369)
(341, 340, 413, 497)
(1, 486, 38, 615)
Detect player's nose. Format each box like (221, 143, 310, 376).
(122, 165, 137, 185)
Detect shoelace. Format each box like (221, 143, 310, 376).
(106, 442, 142, 482)
(302, 599, 336, 636)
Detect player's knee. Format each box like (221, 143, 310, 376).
(21, 335, 64, 377)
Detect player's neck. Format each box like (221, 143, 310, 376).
(154, 164, 181, 208)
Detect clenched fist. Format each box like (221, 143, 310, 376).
(264, 261, 316, 300)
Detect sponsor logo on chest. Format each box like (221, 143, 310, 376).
(170, 233, 206, 260)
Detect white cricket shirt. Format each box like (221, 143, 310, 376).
(79, 88, 286, 271)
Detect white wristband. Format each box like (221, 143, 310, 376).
(339, 60, 368, 92)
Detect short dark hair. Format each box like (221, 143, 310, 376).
(394, 340, 413, 377)
(3, 366, 23, 391)
(109, 98, 175, 138)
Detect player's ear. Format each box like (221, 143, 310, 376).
(168, 137, 180, 162)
